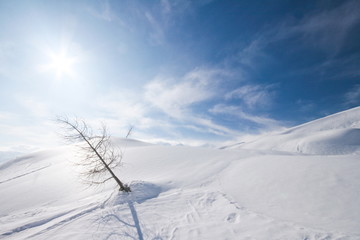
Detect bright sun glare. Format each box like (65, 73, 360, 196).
(41, 49, 77, 79)
(51, 53, 73, 76)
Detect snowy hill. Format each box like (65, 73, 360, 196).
(1, 107, 360, 239)
(230, 107, 360, 155)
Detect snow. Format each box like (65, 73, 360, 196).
(228, 107, 360, 155)
(0, 107, 360, 239)
(0, 151, 24, 164)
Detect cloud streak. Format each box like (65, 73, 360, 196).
(284, 0, 360, 54)
(87, 0, 114, 22)
(234, 0, 360, 71)
(210, 104, 282, 130)
(344, 84, 360, 106)
(143, 67, 281, 138)
(144, 68, 225, 119)
(225, 84, 275, 109)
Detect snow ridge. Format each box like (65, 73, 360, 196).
(232, 107, 360, 155)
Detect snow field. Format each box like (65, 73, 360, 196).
(1, 107, 360, 239)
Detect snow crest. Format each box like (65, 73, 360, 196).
(234, 107, 360, 155)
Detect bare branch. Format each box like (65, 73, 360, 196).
(57, 116, 131, 192)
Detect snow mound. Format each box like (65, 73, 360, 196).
(236, 107, 360, 155)
(107, 181, 162, 205)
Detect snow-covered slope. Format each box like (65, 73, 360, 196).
(1, 107, 360, 239)
(232, 107, 360, 155)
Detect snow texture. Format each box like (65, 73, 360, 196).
(230, 107, 360, 155)
(0, 107, 360, 239)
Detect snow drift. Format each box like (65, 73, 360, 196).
(0, 107, 360, 239)
(233, 107, 360, 155)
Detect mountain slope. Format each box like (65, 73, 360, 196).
(234, 107, 360, 155)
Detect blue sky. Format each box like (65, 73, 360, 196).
(0, 0, 359, 150)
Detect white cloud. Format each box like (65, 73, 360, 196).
(86, 0, 130, 33)
(190, 117, 241, 136)
(345, 84, 360, 106)
(143, 67, 280, 137)
(296, 99, 316, 113)
(257, 0, 360, 57)
(233, 0, 360, 69)
(143, 68, 246, 137)
(87, 0, 113, 22)
(210, 104, 282, 129)
(288, 0, 360, 53)
(93, 92, 154, 131)
(145, 12, 166, 45)
(144, 68, 224, 119)
(225, 84, 274, 109)
(235, 39, 269, 68)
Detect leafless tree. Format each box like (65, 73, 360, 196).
(57, 116, 131, 192)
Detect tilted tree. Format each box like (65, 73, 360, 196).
(57, 116, 131, 192)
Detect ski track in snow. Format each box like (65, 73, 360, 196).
(0, 202, 105, 240)
(87, 188, 360, 240)
(0, 165, 51, 185)
(162, 189, 351, 240)
(1, 187, 360, 239)
(27, 204, 101, 238)
(0, 189, 115, 239)
(1, 209, 76, 237)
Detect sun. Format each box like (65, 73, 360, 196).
(50, 52, 74, 77)
(40, 48, 78, 79)
(48, 50, 77, 78)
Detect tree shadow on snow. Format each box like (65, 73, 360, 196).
(127, 200, 143, 240)
(94, 181, 162, 240)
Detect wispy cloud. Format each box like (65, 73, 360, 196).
(93, 91, 154, 131)
(86, 0, 209, 47)
(86, 0, 131, 33)
(144, 12, 166, 45)
(344, 84, 360, 106)
(225, 84, 275, 109)
(86, 0, 113, 22)
(284, 0, 360, 54)
(234, 0, 360, 71)
(0, 40, 17, 77)
(160, 0, 172, 15)
(143, 67, 280, 137)
(143, 0, 199, 45)
(295, 99, 316, 113)
(234, 39, 269, 69)
(142, 67, 248, 138)
(210, 104, 282, 129)
(144, 68, 225, 119)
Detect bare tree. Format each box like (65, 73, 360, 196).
(57, 116, 131, 192)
